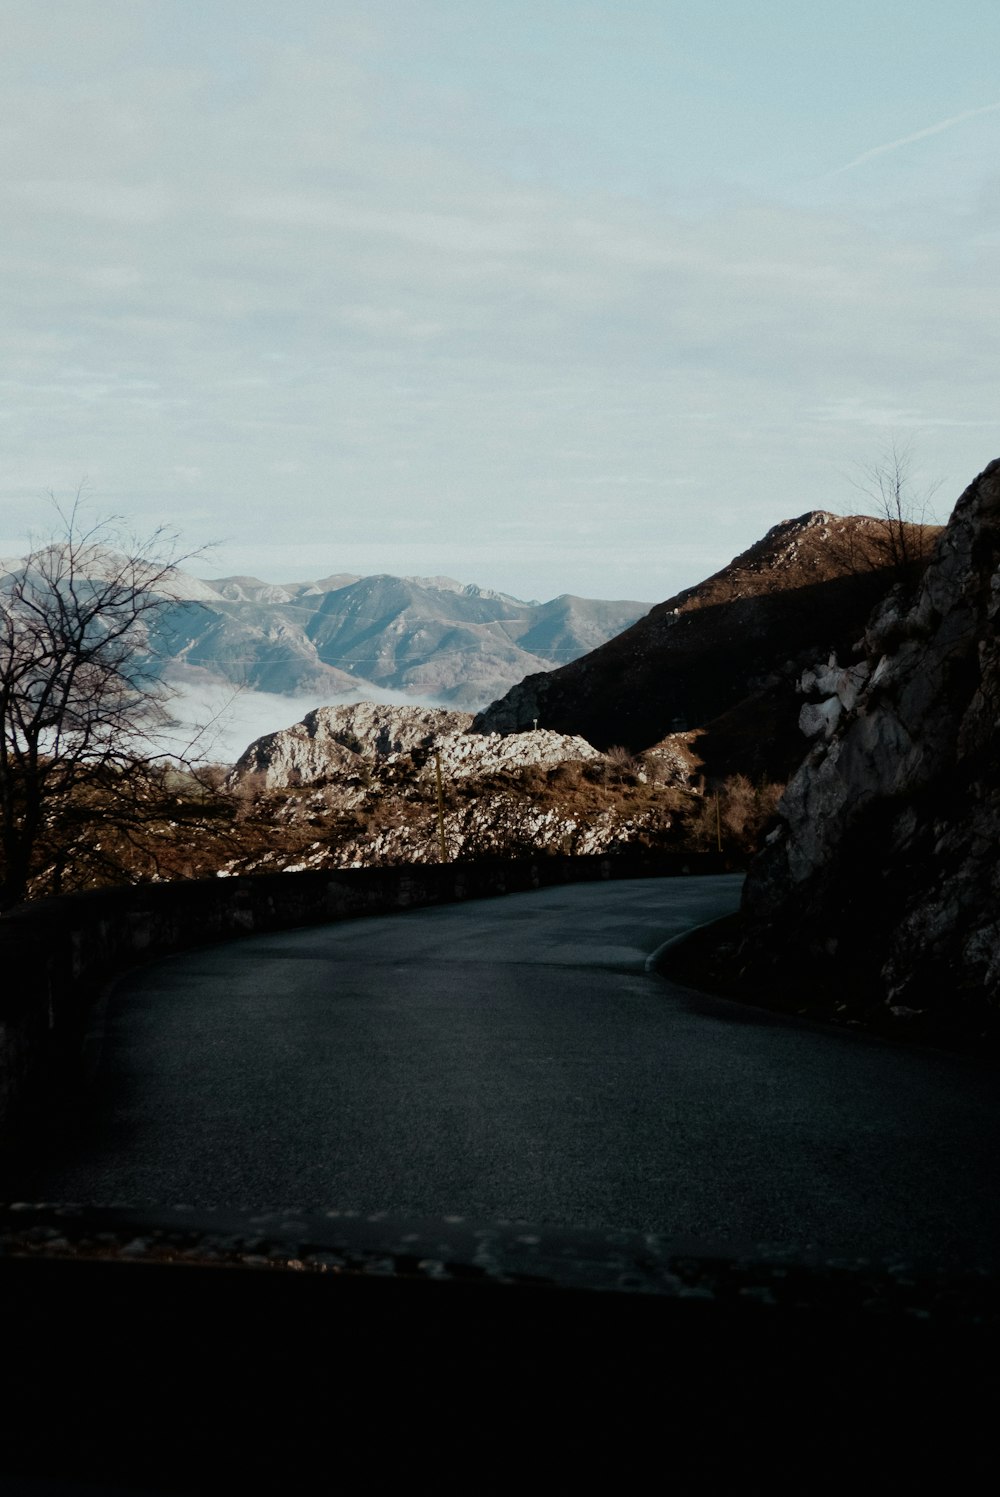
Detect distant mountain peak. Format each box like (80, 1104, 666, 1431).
(141, 567, 650, 713)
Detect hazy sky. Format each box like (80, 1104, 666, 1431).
(2, 0, 998, 603)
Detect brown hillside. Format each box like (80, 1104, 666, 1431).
(474, 512, 941, 782)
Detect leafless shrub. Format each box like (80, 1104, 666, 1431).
(190, 762, 230, 793)
(600, 744, 640, 786)
(231, 770, 269, 821)
(549, 761, 586, 792)
(836, 437, 943, 582)
(682, 774, 785, 857)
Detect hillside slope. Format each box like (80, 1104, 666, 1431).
(224, 702, 690, 868)
(474, 513, 940, 782)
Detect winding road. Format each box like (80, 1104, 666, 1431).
(8, 874, 999, 1267)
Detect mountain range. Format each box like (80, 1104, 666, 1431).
(145, 571, 649, 709)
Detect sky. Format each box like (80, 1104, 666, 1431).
(2, 0, 998, 605)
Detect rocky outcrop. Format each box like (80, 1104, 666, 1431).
(284, 796, 669, 871)
(473, 512, 940, 783)
(229, 701, 602, 793)
(224, 702, 686, 871)
(741, 460, 1000, 1042)
(230, 703, 470, 790)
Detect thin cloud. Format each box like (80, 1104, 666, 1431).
(827, 100, 1000, 177)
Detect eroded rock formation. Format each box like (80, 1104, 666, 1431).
(229, 701, 601, 793)
(741, 459, 1000, 1042)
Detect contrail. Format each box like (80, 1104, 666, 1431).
(828, 99, 1000, 176)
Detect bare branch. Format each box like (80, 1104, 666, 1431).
(0, 500, 216, 907)
(838, 436, 944, 581)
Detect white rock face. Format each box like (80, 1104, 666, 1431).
(436, 727, 602, 778)
(797, 655, 872, 739)
(255, 796, 667, 872)
(798, 697, 843, 740)
(229, 701, 601, 792)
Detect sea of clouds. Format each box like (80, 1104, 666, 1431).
(157, 673, 455, 766)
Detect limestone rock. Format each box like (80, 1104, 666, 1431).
(229, 703, 471, 790)
(229, 701, 601, 793)
(797, 656, 871, 739)
(224, 701, 676, 868)
(741, 458, 1000, 1040)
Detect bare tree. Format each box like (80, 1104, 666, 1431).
(0, 500, 210, 907)
(848, 437, 942, 575)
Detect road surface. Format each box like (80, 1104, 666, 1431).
(6, 874, 999, 1266)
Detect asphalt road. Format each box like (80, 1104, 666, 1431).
(7, 874, 999, 1267)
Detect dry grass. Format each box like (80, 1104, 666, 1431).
(9, 746, 787, 897)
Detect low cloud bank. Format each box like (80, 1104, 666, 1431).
(157, 673, 457, 765)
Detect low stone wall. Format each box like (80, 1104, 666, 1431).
(0, 852, 726, 1129)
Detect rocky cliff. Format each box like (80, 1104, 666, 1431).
(474, 512, 939, 783)
(740, 459, 1000, 1044)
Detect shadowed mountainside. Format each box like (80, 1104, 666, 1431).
(474, 512, 940, 782)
